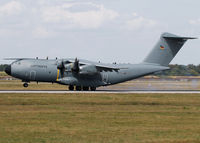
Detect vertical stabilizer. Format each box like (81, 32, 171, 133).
(143, 33, 196, 66)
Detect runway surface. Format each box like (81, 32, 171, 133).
(1, 90, 200, 94)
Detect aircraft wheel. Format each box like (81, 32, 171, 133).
(83, 86, 89, 91)
(69, 85, 74, 91)
(76, 86, 82, 91)
(23, 83, 29, 88)
(90, 87, 96, 91)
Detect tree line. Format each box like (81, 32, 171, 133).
(0, 64, 8, 72)
(155, 64, 200, 76)
(1, 64, 200, 76)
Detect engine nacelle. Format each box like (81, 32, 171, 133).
(64, 64, 72, 72)
(79, 65, 98, 75)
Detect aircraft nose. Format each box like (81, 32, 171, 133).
(5, 65, 11, 75)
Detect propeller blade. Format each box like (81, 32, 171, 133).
(72, 58, 80, 73)
(57, 60, 65, 78)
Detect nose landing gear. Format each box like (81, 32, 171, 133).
(23, 83, 29, 88)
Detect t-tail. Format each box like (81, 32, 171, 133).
(143, 32, 197, 66)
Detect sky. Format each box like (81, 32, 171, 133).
(0, 0, 200, 65)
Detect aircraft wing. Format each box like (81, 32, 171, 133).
(67, 59, 127, 72)
(95, 65, 122, 72)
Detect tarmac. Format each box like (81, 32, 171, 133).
(1, 90, 200, 94)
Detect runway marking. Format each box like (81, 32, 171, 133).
(1, 90, 200, 94)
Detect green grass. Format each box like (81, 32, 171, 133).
(0, 93, 200, 143)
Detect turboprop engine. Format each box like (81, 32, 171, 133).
(57, 58, 98, 77)
(79, 65, 98, 75)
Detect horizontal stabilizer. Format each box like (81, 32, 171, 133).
(162, 33, 197, 40)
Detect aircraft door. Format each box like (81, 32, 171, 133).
(30, 71, 36, 81)
(102, 72, 108, 83)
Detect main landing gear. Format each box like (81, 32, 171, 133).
(90, 87, 96, 91)
(23, 83, 29, 88)
(69, 85, 96, 91)
(69, 85, 74, 91)
(83, 86, 89, 91)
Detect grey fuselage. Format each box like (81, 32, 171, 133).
(9, 58, 169, 87)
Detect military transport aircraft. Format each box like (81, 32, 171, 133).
(4, 33, 196, 91)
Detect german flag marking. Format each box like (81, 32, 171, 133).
(160, 45, 165, 50)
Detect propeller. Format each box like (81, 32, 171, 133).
(57, 58, 80, 78)
(57, 60, 65, 70)
(71, 58, 80, 73)
(57, 60, 65, 78)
